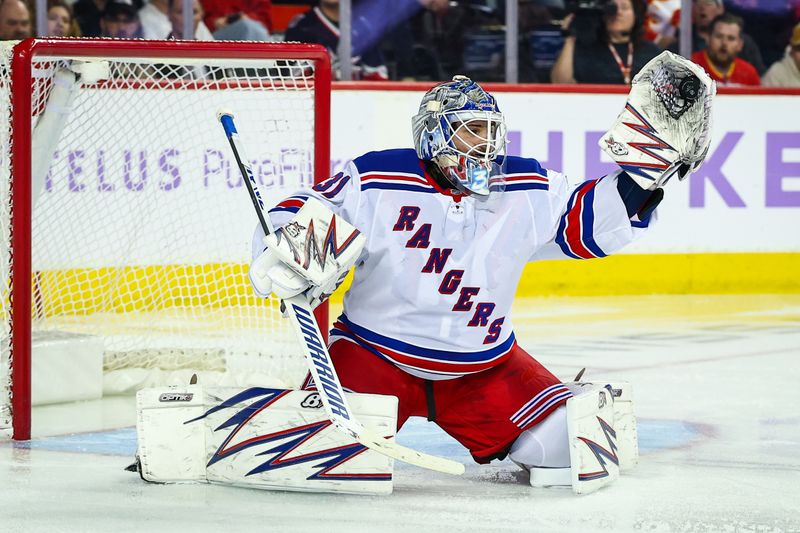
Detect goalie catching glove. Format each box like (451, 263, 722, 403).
(600, 51, 716, 191)
(249, 199, 365, 308)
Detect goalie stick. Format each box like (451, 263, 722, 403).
(217, 109, 465, 476)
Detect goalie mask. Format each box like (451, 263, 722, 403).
(413, 76, 508, 197)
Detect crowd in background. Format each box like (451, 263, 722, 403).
(0, 0, 797, 87)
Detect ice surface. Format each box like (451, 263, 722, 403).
(2, 295, 799, 532)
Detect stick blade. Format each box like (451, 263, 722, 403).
(358, 430, 465, 476)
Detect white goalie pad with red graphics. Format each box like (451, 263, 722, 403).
(568, 381, 639, 474)
(528, 381, 637, 493)
(136, 386, 397, 495)
(566, 385, 623, 495)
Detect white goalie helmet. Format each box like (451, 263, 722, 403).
(412, 76, 508, 196)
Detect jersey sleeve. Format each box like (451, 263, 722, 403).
(250, 161, 363, 260)
(530, 169, 654, 261)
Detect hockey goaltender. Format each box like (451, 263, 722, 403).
(131, 51, 714, 496)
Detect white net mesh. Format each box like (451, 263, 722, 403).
(1, 41, 324, 434)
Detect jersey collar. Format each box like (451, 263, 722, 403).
(419, 160, 467, 201)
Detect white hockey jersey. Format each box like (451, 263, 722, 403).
(257, 149, 651, 381)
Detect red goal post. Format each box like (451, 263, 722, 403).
(1, 39, 332, 441)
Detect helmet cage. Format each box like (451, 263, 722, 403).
(440, 110, 507, 164)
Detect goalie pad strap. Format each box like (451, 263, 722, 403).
(529, 466, 571, 488)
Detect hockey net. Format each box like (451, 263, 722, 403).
(0, 39, 331, 439)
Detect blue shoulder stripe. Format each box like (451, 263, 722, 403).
(497, 155, 547, 176)
(502, 183, 549, 192)
(353, 149, 424, 176)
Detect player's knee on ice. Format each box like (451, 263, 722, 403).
(508, 405, 570, 468)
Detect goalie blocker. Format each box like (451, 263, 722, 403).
(134, 385, 398, 495)
(249, 198, 366, 309)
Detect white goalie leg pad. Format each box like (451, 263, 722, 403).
(608, 382, 638, 472)
(519, 382, 638, 492)
(566, 385, 621, 495)
(136, 386, 397, 495)
(136, 386, 208, 482)
(568, 381, 639, 472)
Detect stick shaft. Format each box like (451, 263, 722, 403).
(218, 113, 274, 236)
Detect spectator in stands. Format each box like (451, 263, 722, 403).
(380, 0, 453, 80)
(167, 0, 206, 39)
(643, 0, 679, 46)
(140, 0, 213, 40)
(157, 0, 212, 78)
(100, 0, 142, 38)
(551, 0, 660, 84)
(723, 0, 796, 70)
(0, 0, 32, 40)
(75, 0, 139, 37)
(691, 13, 760, 86)
(46, 0, 82, 37)
(762, 22, 800, 87)
(284, 0, 388, 81)
(200, 0, 272, 41)
(668, 0, 765, 74)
